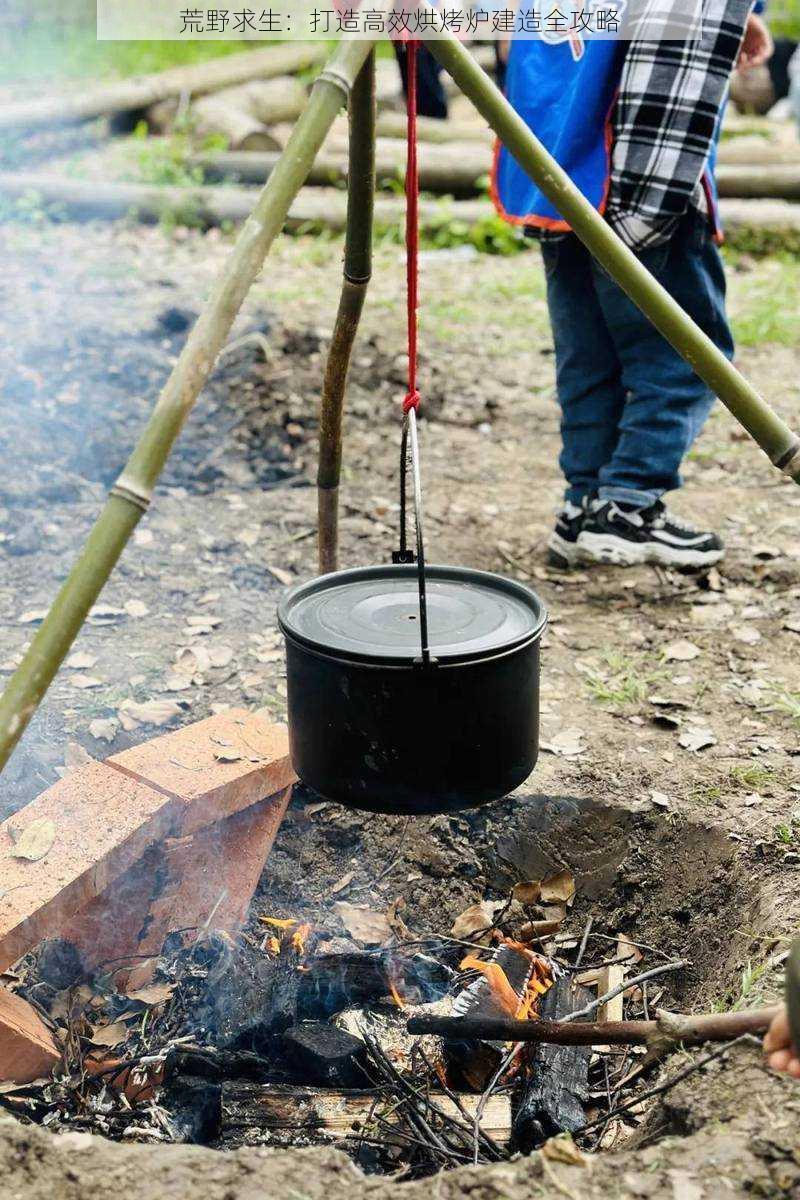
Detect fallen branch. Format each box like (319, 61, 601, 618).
(407, 1004, 781, 1047)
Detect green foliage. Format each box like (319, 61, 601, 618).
(583, 648, 669, 709)
(0, 189, 66, 226)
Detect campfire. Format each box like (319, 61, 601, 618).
(0, 714, 782, 1178)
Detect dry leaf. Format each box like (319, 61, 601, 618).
(678, 726, 716, 752)
(541, 728, 585, 757)
(333, 901, 392, 946)
(175, 646, 210, 675)
(540, 870, 575, 905)
(267, 564, 294, 587)
(10, 818, 56, 862)
(119, 699, 183, 727)
(125, 959, 157, 992)
(450, 899, 505, 941)
(18, 609, 47, 625)
(124, 599, 149, 618)
(663, 640, 700, 662)
(650, 790, 671, 808)
(164, 674, 192, 692)
(89, 1021, 130, 1048)
(512, 880, 541, 906)
(88, 718, 118, 743)
(126, 982, 175, 1006)
(66, 652, 97, 670)
(208, 644, 234, 669)
(330, 871, 355, 895)
(541, 1134, 590, 1167)
(254, 648, 283, 664)
(69, 673, 103, 689)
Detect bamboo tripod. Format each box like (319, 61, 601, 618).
(1, 18, 800, 773)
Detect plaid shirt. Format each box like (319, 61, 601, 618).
(605, 0, 754, 249)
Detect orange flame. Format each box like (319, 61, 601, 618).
(460, 944, 554, 1021)
(290, 922, 311, 955)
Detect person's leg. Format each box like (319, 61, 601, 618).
(576, 211, 733, 566)
(394, 43, 448, 119)
(593, 210, 733, 506)
(541, 234, 627, 565)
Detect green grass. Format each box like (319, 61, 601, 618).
(691, 763, 777, 805)
(728, 260, 800, 348)
(583, 648, 670, 709)
(769, 684, 800, 726)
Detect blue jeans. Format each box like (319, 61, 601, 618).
(541, 210, 734, 509)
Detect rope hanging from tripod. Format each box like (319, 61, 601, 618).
(403, 39, 421, 416)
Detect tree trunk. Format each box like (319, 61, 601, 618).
(0, 44, 327, 133)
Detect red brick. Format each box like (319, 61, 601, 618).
(0, 713, 295, 974)
(108, 710, 294, 834)
(62, 785, 293, 975)
(0, 987, 60, 1084)
(0, 764, 181, 975)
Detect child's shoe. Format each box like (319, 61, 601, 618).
(577, 500, 724, 567)
(547, 501, 587, 569)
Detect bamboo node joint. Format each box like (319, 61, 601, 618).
(110, 477, 153, 514)
(774, 440, 800, 478)
(316, 67, 353, 101)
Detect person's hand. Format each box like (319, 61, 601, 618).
(763, 1006, 800, 1078)
(738, 12, 774, 71)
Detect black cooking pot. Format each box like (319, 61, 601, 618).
(278, 411, 547, 816)
(279, 564, 546, 815)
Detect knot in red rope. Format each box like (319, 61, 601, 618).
(403, 389, 421, 414)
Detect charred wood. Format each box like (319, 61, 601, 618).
(512, 975, 591, 1153)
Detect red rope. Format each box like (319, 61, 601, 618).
(403, 40, 421, 415)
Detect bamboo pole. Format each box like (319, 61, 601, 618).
(407, 1005, 781, 1047)
(426, 21, 800, 484)
(0, 36, 377, 775)
(317, 52, 376, 574)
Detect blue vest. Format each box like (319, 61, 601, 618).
(492, 35, 721, 236)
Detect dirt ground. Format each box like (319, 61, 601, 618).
(1, 218, 800, 1195)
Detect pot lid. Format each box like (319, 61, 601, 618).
(278, 565, 546, 664)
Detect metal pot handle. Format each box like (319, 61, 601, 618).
(393, 408, 431, 666)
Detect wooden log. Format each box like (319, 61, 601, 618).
(149, 78, 308, 151)
(220, 1082, 512, 1143)
(149, 98, 279, 154)
(718, 135, 800, 166)
(375, 110, 493, 145)
(0, 173, 489, 232)
(0, 45, 328, 134)
(192, 139, 491, 195)
(513, 975, 591, 1150)
(716, 164, 800, 200)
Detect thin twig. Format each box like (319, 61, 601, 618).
(574, 916, 593, 970)
(573, 1034, 756, 1135)
(563, 959, 688, 1023)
